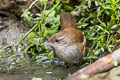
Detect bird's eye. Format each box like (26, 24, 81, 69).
(55, 39, 59, 42)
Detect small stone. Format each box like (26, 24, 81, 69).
(32, 78, 42, 80)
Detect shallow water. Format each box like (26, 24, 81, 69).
(0, 62, 79, 80)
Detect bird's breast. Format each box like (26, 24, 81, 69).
(53, 44, 81, 63)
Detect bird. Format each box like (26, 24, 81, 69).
(47, 12, 86, 64)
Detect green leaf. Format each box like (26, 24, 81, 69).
(101, 48, 105, 52)
(111, 0, 116, 5)
(55, 3, 62, 14)
(78, 23, 88, 28)
(50, 24, 59, 30)
(97, 10, 102, 17)
(94, 49, 101, 55)
(39, 38, 44, 44)
(103, 4, 111, 9)
(100, 22, 106, 27)
(96, 25, 104, 31)
(95, 1, 98, 6)
(63, 4, 74, 11)
(111, 24, 118, 29)
(89, 55, 98, 59)
(105, 0, 111, 3)
(88, 0, 91, 8)
(48, 10, 56, 17)
(47, 29, 58, 35)
(28, 33, 36, 43)
(105, 10, 112, 16)
(62, 0, 70, 3)
(41, 45, 47, 51)
(47, 52, 53, 59)
(22, 10, 32, 22)
(40, 0, 48, 5)
(43, 10, 51, 16)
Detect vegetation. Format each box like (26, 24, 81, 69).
(0, 0, 120, 69)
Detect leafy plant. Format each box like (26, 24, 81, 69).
(21, 0, 61, 60)
(21, 0, 120, 64)
(0, 0, 119, 68)
(72, 0, 120, 63)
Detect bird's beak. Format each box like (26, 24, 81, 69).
(42, 42, 53, 48)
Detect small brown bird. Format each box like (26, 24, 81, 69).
(48, 12, 86, 64)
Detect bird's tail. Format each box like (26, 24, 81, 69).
(60, 12, 77, 30)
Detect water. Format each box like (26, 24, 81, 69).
(0, 62, 79, 80)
